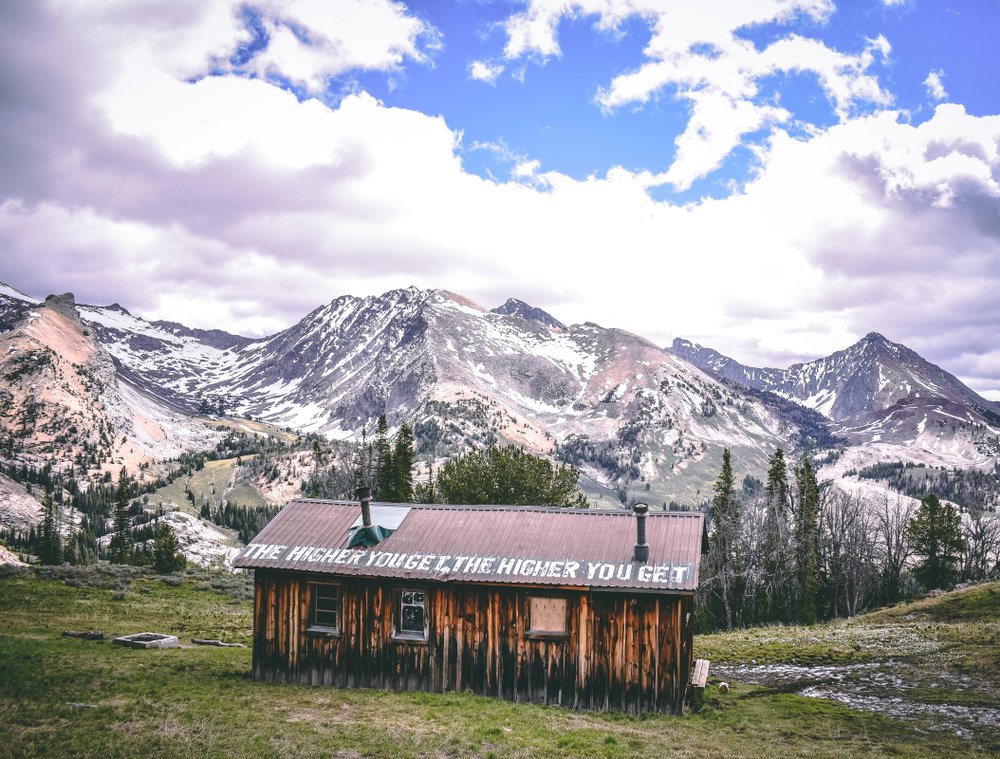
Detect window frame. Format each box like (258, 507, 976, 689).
(306, 581, 341, 636)
(392, 587, 429, 643)
(526, 594, 569, 639)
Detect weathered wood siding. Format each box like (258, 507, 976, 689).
(252, 570, 694, 713)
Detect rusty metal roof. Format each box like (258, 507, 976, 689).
(233, 499, 703, 593)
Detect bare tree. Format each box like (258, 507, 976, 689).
(822, 490, 878, 617)
(874, 494, 914, 602)
(961, 506, 1000, 581)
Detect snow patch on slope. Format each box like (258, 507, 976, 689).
(0, 283, 34, 302)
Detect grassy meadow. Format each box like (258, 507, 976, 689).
(1, 565, 996, 758)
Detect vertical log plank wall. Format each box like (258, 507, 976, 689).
(252, 572, 695, 713)
(236, 500, 703, 714)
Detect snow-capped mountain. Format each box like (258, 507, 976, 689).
(670, 333, 999, 422)
(669, 333, 1000, 466)
(2, 280, 998, 503)
(0, 282, 34, 333)
(2, 285, 822, 502)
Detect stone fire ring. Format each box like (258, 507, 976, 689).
(112, 632, 180, 649)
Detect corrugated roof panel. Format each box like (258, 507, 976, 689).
(234, 499, 703, 593)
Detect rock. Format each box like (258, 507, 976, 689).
(63, 630, 105, 640)
(0, 544, 26, 566)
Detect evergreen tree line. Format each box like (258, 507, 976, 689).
(852, 461, 1000, 511)
(352, 415, 416, 502)
(9, 469, 186, 572)
(200, 501, 283, 544)
(699, 448, 995, 631)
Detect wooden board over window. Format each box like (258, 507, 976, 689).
(528, 596, 567, 636)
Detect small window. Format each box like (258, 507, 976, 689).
(397, 589, 427, 640)
(528, 596, 567, 636)
(309, 583, 340, 632)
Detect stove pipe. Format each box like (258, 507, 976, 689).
(633, 502, 649, 563)
(357, 486, 373, 528)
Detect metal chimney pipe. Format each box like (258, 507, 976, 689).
(633, 502, 649, 562)
(357, 486, 372, 528)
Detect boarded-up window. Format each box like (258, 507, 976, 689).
(399, 589, 426, 637)
(528, 596, 567, 635)
(310, 583, 340, 631)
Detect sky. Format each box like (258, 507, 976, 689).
(1, 0, 999, 399)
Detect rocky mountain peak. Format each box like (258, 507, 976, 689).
(491, 298, 566, 329)
(41, 292, 79, 320)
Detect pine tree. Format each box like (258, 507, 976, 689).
(794, 455, 821, 624)
(374, 415, 395, 500)
(709, 448, 741, 628)
(153, 523, 186, 573)
(38, 488, 62, 565)
(413, 462, 436, 503)
(907, 493, 964, 590)
(62, 538, 77, 566)
(109, 468, 134, 564)
(761, 448, 793, 622)
(392, 423, 415, 503)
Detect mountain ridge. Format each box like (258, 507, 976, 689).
(1, 282, 998, 505)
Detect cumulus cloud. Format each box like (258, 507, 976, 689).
(924, 70, 948, 102)
(0, 1, 998, 399)
(224, 0, 440, 94)
(469, 59, 505, 84)
(500, 1, 893, 190)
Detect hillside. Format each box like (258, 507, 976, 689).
(0, 292, 221, 477)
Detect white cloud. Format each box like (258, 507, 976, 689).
(513, 159, 541, 178)
(924, 70, 948, 102)
(238, 0, 439, 93)
(1, 1, 999, 399)
(503, 1, 893, 189)
(469, 59, 505, 84)
(655, 93, 789, 190)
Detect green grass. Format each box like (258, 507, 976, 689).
(0, 567, 995, 758)
(149, 456, 269, 518)
(696, 582, 1000, 670)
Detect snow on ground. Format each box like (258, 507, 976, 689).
(0, 283, 34, 302)
(115, 380, 223, 462)
(799, 388, 838, 417)
(268, 400, 328, 432)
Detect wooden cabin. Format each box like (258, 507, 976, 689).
(234, 498, 704, 714)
